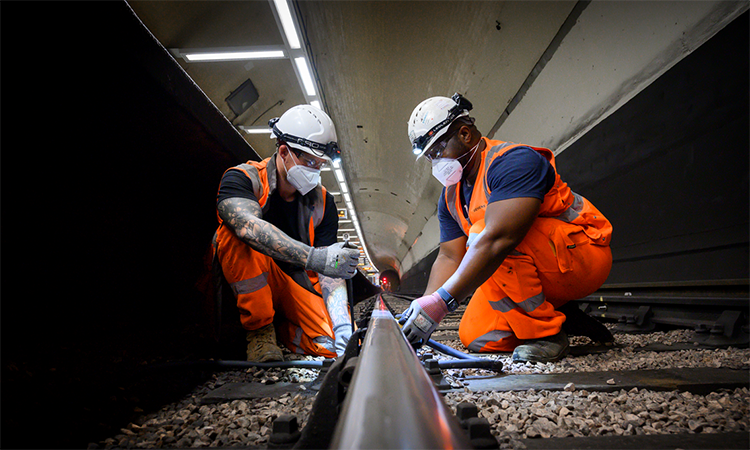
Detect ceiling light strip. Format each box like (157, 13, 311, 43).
(169, 46, 289, 62)
(184, 50, 285, 62)
(240, 126, 273, 134)
(267, 0, 376, 271)
(293, 57, 317, 96)
(272, 0, 301, 49)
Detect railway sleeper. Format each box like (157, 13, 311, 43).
(147, 293, 747, 450)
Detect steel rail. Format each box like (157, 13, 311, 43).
(330, 297, 471, 449)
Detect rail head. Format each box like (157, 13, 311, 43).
(330, 299, 471, 449)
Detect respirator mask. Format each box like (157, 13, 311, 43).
(285, 151, 321, 195)
(431, 140, 480, 187)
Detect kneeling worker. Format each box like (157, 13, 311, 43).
(401, 94, 614, 363)
(214, 105, 359, 362)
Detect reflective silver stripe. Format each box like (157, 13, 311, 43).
(235, 163, 263, 201)
(313, 335, 336, 353)
(467, 330, 514, 352)
(444, 186, 465, 234)
(517, 292, 546, 313)
(483, 142, 519, 198)
(489, 297, 517, 313)
(554, 191, 584, 223)
(230, 272, 269, 296)
(292, 326, 305, 354)
(266, 154, 278, 193)
(489, 292, 546, 313)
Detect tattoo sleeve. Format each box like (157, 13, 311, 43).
(218, 197, 311, 266)
(320, 275, 351, 328)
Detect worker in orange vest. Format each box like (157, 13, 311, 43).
(401, 94, 614, 363)
(213, 105, 359, 362)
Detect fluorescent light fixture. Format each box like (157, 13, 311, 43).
(339, 219, 352, 223)
(294, 57, 316, 96)
(339, 183, 348, 194)
(310, 100, 321, 109)
(338, 228, 356, 232)
(184, 50, 285, 62)
(328, 191, 340, 196)
(346, 201, 353, 209)
(343, 193, 351, 202)
(272, 0, 301, 49)
(332, 160, 341, 169)
(321, 167, 332, 172)
(334, 169, 345, 182)
(240, 126, 272, 134)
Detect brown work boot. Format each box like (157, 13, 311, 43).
(512, 330, 569, 363)
(246, 324, 284, 362)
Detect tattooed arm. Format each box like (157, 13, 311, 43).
(320, 275, 351, 326)
(218, 197, 311, 266)
(320, 274, 353, 355)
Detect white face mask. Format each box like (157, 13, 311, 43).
(432, 158, 464, 186)
(430, 140, 480, 187)
(285, 151, 321, 195)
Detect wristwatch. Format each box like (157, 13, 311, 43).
(436, 287, 459, 312)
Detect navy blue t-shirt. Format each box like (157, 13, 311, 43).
(438, 146, 555, 242)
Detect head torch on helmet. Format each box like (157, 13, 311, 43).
(411, 93, 474, 155)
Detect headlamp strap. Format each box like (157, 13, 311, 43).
(269, 120, 340, 160)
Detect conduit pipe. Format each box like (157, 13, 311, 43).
(330, 298, 471, 449)
(427, 338, 479, 360)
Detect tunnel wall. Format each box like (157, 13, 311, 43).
(5, 1, 268, 448)
(400, 12, 749, 294)
(556, 11, 749, 288)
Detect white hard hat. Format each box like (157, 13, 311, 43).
(407, 93, 473, 159)
(269, 104, 340, 162)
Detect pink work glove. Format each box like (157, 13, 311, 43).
(399, 292, 449, 348)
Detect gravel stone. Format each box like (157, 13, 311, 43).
(97, 326, 749, 449)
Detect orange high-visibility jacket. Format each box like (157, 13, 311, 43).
(213, 153, 330, 294)
(215, 153, 328, 247)
(443, 137, 612, 249)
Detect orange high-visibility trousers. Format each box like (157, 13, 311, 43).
(215, 226, 337, 358)
(458, 217, 612, 352)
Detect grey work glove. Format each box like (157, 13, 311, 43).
(305, 242, 359, 279)
(333, 323, 353, 357)
(398, 292, 448, 348)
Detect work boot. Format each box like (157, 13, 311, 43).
(558, 302, 615, 344)
(512, 330, 569, 363)
(246, 324, 284, 362)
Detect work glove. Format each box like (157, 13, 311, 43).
(333, 323, 353, 357)
(305, 242, 359, 279)
(398, 292, 448, 348)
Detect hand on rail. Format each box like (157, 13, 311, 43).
(398, 292, 448, 348)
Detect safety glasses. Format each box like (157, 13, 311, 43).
(423, 129, 459, 162)
(293, 150, 328, 170)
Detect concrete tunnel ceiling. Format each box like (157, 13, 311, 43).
(128, 0, 747, 277)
